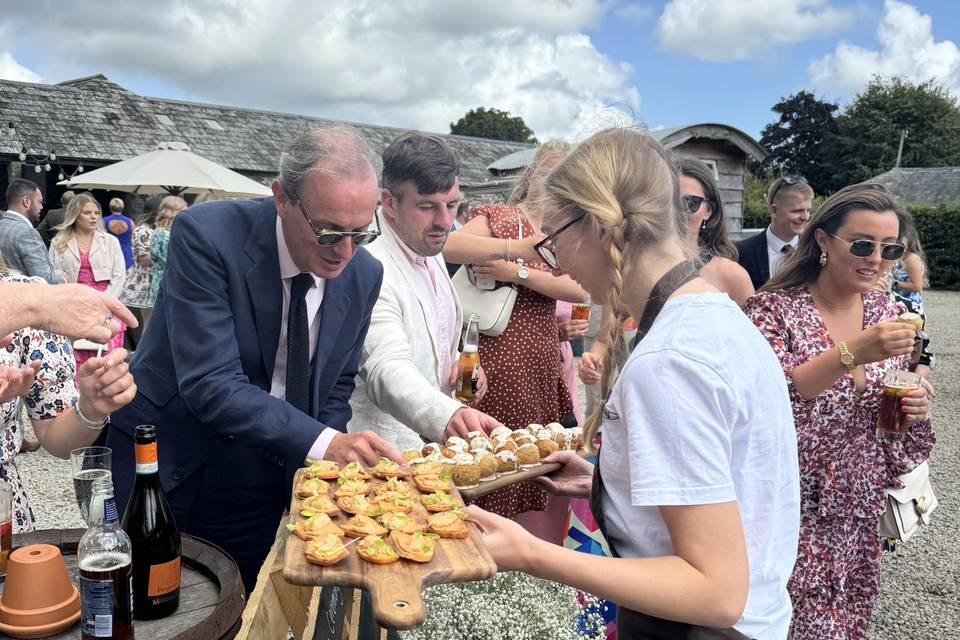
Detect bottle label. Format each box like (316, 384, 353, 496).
(135, 442, 159, 474)
(470, 364, 480, 393)
(103, 498, 119, 526)
(148, 556, 181, 597)
(80, 577, 114, 638)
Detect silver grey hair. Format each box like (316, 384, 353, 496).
(278, 126, 382, 199)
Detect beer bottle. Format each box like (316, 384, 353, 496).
(456, 313, 481, 403)
(78, 478, 135, 640)
(121, 425, 181, 619)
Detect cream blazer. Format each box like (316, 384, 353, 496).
(49, 230, 127, 299)
(347, 220, 464, 451)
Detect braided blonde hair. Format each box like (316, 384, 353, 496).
(542, 128, 685, 451)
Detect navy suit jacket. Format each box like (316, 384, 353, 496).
(736, 227, 770, 291)
(107, 197, 383, 510)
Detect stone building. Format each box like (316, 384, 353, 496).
(0, 74, 532, 212)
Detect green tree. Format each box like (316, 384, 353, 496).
(830, 77, 960, 189)
(450, 107, 538, 143)
(757, 90, 839, 195)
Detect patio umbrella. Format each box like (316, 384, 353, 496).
(58, 141, 272, 198)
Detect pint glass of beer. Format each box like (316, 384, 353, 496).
(877, 370, 922, 440)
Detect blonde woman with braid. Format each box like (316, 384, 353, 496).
(467, 129, 800, 639)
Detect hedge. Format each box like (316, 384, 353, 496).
(908, 205, 960, 290)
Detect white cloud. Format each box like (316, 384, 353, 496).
(0, 51, 41, 83)
(3, 1, 639, 140)
(808, 0, 960, 96)
(613, 3, 655, 24)
(657, 0, 857, 62)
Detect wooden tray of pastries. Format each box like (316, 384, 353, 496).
(283, 460, 496, 630)
(402, 423, 586, 501)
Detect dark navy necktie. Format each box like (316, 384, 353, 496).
(286, 273, 313, 414)
(781, 244, 794, 254)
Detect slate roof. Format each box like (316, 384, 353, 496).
(865, 167, 960, 206)
(486, 122, 766, 174)
(0, 74, 532, 185)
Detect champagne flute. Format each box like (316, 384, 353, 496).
(70, 446, 112, 525)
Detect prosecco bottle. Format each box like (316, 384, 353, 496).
(78, 478, 134, 640)
(121, 425, 181, 620)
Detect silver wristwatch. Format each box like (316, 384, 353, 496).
(515, 258, 529, 283)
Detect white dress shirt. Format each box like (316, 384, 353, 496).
(766, 227, 798, 278)
(268, 217, 337, 461)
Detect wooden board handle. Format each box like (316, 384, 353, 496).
(367, 579, 429, 630)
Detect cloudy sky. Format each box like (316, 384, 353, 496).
(2, 0, 957, 141)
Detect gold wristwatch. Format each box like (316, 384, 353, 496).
(838, 341, 856, 370)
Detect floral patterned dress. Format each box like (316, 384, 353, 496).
(120, 224, 155, 309)
(467, 203, 574, 518)
(149, 227, 171, 306)
(0, 273, 79, 533)
(744, 287, 934, 640)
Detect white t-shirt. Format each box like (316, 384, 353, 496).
(599, 292, 800, 640)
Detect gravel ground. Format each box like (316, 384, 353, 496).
(15, 290, 960, 636)
(868, 289, 960, 639)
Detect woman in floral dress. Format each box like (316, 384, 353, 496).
(0, 270, 138, 533)
(121, 205, 158, 328)
(444, 141, 587, 522)
(148, 195, 187, 306)
(744, 184, 934, 640)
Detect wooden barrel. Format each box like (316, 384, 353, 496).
(2, 529, 244, 640)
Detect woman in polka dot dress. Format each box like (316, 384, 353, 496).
(449, 141, 588, 520)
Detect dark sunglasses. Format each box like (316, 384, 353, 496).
(533, 214, 585, 269)
(829, 233, 905, 261)
(681, 195, 714, 214)
(296, 200, 380, 246)
(769, 175, 808, 202)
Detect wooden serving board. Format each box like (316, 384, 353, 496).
(457, 462, 562, 500)
(282, 468, 497, 630)
(457, 449, 591, 501)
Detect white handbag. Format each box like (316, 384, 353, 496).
(878, 461, 937, 543)
(451, 214, 524, 337)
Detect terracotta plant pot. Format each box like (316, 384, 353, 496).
(0, 544, 80, 637)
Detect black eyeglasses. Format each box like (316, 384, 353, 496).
(829, 233, 905, 261)
(533, 214, 584, 269)
(681, 195, 714, 214)
(769, 175, 808, 202)
(296, 200, 380, 246)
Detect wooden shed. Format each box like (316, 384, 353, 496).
(474, 123, 767, 235)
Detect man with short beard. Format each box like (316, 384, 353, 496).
(0, 179, 63, 284)
(348, 132, 500, 452)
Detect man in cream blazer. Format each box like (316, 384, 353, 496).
(348, 133, 500, 451)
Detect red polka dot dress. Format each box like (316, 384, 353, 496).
(468, 203, 575, 517)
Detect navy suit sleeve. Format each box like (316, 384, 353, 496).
(162, 213, 323, 465)
(317, 266, 383, 429)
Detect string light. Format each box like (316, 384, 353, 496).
(6, 122, 62, 175)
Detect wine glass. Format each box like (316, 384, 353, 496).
(70, 446, 112, 525)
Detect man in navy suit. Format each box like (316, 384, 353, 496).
(106, 127, 404, 591)
(736, 176, 814, 290)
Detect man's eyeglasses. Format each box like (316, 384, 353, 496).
(829, 233, 905, 261)
(533, 214, 584, 269)
(769, 175, 808, 203)
(296, 200, 380, 246)
(681, 195, 714, 214)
